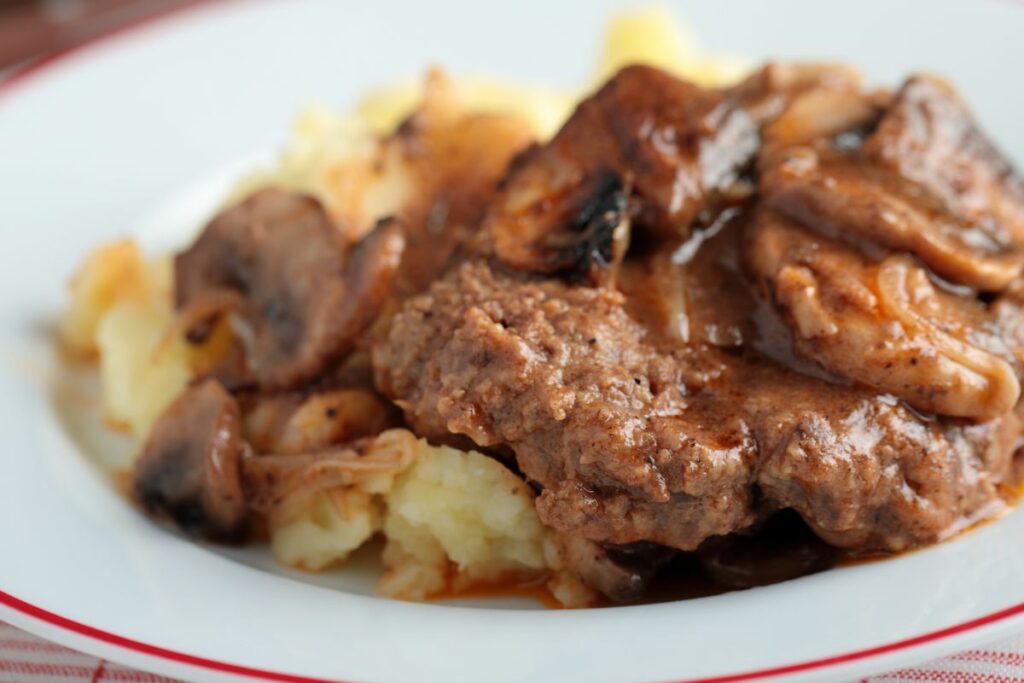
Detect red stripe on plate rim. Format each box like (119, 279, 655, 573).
(0, 0, 232, 100)
(4, 589, 1024, 683)
(2, 0, 1024, 682)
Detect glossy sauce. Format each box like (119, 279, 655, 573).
(432, 493, 1024, 608)
(428, 575, 565, 609)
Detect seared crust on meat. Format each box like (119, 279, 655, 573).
(373, 262, 757, 549)
(373, 65, 1024, 589)
(374, 262, 1018, 553)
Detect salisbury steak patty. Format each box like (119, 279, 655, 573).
(374, 65, 1024, 579)
(375, 261, 758, 549)
(374, 261, 1018, 553)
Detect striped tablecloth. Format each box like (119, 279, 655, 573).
(0, 621, 176, 682)
(2, 620, 1023, 683)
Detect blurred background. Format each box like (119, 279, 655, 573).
(0, 0, 204, 76)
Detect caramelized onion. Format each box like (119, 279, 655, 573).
(243, 428, 416, 520)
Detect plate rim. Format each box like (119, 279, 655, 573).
(0, 0, 225, 103)
(4, 588, 1024, 683)
(4, 1, 1024, 682)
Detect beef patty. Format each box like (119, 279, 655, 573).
(373, 64, 1024, 598)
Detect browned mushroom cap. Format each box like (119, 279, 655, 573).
(752, 72, 1024, 292)
(865, 75, 1024, 250)
(337, 217, 406, 341)
(175, 189, 405, 390)
(758, 86, 881, 162)
(762, 148, 1024, 291)
(242, 387, 401, 455)
(133, 379, 247, 542)
(490, 165, 631, 284)
(485, 65, 757, 283)
(744, 208, 1021, 419)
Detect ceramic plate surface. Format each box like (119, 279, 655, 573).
(2, 1, 1024, 681)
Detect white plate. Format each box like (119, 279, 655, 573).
(3, 0, 1024, 681)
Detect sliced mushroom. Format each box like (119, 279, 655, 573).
(175, 189, 405, 390)
(759, 87, 881, 161)
(993, 280, 1024, 370)
(762, 148, 1024, 291)
(133, 379, 247, 541)
(338, 216, 407, 334)
(865, 75, 1024, 249)
(747, 70, 1024, 292)
(491, 167, 630, 284)
(242, 388, 401, 455)
(486, 65, 757, 281)
(745, 209, 1021, 419)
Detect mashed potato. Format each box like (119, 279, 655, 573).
(597, 8, 747, 87)
(61, 9, 738, 606)
(95, 293, 192, 437)
(357, 76, 573, 140)
(267, 429, 416, 571)
(270, 489, 381, 571)
(62, 248, 192, 437)
(263, 432, 598, 606)
(378, 438, 549, 600)
(59, 240, 150, 357)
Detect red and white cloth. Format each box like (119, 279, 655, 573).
(869, 637, 1024, 683)
(0, 622, 177, 682)
(2, 621, 1024, 683)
